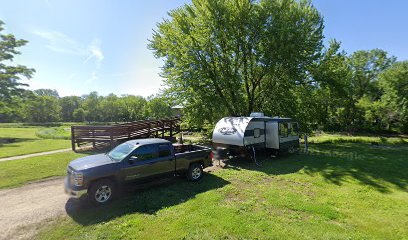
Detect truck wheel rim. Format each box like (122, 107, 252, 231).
(192, 167, 201, 179)
(95, 185, 112, 203)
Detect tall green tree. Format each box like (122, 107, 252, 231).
(346, 49, 396, 131)
(117, 95, 147, 121)
(60, 96, 82, 121)
(145, 96, 173, 119)
(150, 0, 324, 127)
(83, 91, 101, 122)
(0, 20, 35, 121)
(377, 61, 408, 133)
(34, 89, 60, 98)
(24, 95, 61, 122)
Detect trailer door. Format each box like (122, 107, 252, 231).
(265, 121, 279, 149)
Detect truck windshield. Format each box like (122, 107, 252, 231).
(108, 143, 134, 161)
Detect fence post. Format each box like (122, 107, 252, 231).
(110, 127, 114, 149)
(162, 121, 165, 138)
(92, 129, 96, 148)
(71, 126, 76, 152)
(169, 120, 173, 136)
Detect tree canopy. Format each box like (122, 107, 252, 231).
(0, 20, 35, 102)
(150, 0, 324, 126)
(150, 0, 407, 134)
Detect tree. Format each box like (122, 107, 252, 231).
(24, 95, 61, 122)
(149, 0, 324, 127)
(60, 96, 82, 121)
(73, 108, 86, 122)
(377, 61, 408, 133)
(117, 95, 147, 121)
(83, 91, 101, 122)
(345, 49, 396, 131)
(145, 96, 173, 119)
(34, 89, 60, 98)
(99, 94, 120, 122)
(0, 20, 35, 121)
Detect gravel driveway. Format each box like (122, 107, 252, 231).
(0, 178, 70, 240)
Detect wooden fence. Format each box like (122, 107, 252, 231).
(71, 117, 181, 151)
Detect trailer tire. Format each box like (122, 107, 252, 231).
(186, 163, 203, 181)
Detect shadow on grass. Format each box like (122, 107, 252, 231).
(225, 143, 408, 193)
(65, 173, 229, 226)
(0, 137, 37, 147)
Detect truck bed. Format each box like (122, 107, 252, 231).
(173, 144, 213, 171)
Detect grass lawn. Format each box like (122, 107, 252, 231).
(0, 127, 71, 158)
(36, 142, 408, 239)
(0, 151, 88, 189)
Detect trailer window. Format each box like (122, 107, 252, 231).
(291, 123, 299, 136)
(254, 128, 261, 138)
(279, 123, 288, 137)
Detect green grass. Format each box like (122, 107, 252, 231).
(0, 151, 87, 189)
(36, 141, 408, 239)
(308, 133, 408, 144)
(0, 127, 71, 158)
(35, 127, 71, 139)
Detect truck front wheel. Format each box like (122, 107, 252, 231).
(187, 163, 203, 181)
(88, 179, 116, 206)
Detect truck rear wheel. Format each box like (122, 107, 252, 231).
(187, 163, 203, 181)
(88, 179, 116, 206)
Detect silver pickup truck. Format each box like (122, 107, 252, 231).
(65, 138, 213, 205)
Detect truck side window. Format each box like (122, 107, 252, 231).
(158, 144, 171, 157)
(279, 123, 288, 137)
(134, 145, 158, 161)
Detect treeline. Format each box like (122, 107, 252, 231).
(0, 90, 174, 123)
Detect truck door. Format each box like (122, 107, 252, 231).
(121, 144, 174, 182)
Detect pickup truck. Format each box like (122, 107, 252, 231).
(64, 138, 213, 205)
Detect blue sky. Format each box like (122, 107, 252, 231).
(1, 0, 407, 97)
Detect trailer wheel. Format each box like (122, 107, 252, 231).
(288, 146, 296, 154)
(187, 163, 203, 181)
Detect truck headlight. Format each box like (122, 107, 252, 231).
(72, 172, 84, 186)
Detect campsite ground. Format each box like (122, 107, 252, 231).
(0, 127, 407, 239)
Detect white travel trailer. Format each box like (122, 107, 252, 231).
(212, 112, 300, 158)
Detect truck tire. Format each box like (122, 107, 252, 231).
(186, 163, 203, 181)
(88, 179, 116, 206)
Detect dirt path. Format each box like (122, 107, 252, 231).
(0, 178, 69, 240)
(0, 148, 72, 162)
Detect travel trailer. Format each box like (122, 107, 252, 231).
(212, 112, 300, 159)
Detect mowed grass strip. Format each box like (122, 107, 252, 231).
(37, 143, 408, 239)
(0, 151, 87, 189)
(308, 133, 408, 144)
(0, 127, 71, 158)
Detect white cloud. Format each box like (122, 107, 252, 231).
(86, 72, 98, 84)
(32, 30, 86, 56)
(32, 30, 104, 65)
(84, 38, 104, 67)
(32, 29, 104, 83)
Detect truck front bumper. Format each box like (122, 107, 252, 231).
(64, 177, 87, 199)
